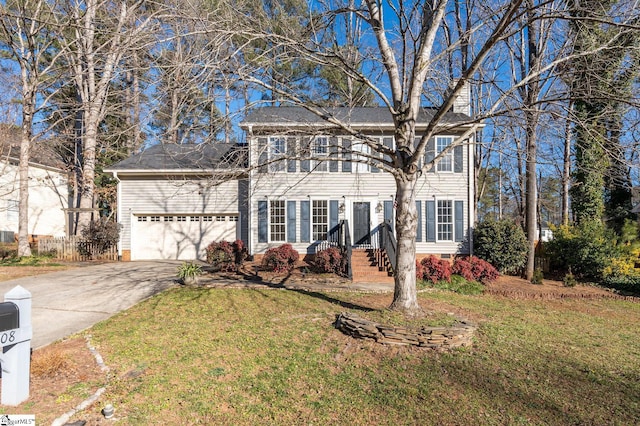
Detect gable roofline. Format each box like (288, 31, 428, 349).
(104, 143, 247, 176)
(240, 106, 482, 132)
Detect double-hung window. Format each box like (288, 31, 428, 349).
(269, 136, 286, 172)
(352, 140, 370, 173)
(270, 200, 286, 242)
(312, 200, 328, 240)
(313, 136, 329, 171)
(436, 136, 454, 172)
(7, 200, 18, 221)
(437, 200, 453, 241)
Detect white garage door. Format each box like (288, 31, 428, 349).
(132, 214, 238, 260)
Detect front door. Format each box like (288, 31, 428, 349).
(353, 202, 371, 245)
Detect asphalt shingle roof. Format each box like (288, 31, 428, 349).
(106, 143, 246, 171)
(241, 106, 470, 127)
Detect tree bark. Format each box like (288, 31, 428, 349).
(390, 174, 420, 314)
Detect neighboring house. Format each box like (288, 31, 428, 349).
(239, 100, 477, 261)
(104, 143, 247, 261)
(0, 127, 69, 241)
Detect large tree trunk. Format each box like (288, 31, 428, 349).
(390, 175, 420, 314)
(18, 113, 32, 257)
(77, 109, 100, 231)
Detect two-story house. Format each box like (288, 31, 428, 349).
(240, 101, 477, 271)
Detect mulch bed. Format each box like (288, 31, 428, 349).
(485, 275, 639, 302)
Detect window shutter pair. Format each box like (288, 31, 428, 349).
(424, 138, 463, 173)
(423, 200, 464, 242)
(258, 200, 298, 243)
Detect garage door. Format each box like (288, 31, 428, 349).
(131, 214, 238, 260)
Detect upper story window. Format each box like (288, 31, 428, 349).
(436, 136, 454, 172)
(269, 136, 286, 172)
(312, 136, 329, 172)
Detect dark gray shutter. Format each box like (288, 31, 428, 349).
(425, 137, 435, 173)
(342, 138, 352, 172)
(415, 201, 422, 242)
(426, 200, 436, 242)
(258, 137, 268, 173)
(371, 138, 380, 173)
(329, 200, 339, 242)
(300, 200, 310, 242)
(258, 200, 268, 242)
(287, 137, 297, 172)
(382, 137, 393, 163)
(287, 201, 296, 243)
(384, 200, 394, 235)
(454, 200, 464, 242)
(329, 137, 339, 172)
(300, 137, 310, 172)
(454, 144, 463, 173)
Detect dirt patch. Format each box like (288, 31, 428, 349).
(0, 265, 73, 282)
(1, 337, 108, 424)
(485, 275, 637, 301)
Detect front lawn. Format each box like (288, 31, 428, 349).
(83, 288, 640, 425)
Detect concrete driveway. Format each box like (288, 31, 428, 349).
(0, 261, 179, 348)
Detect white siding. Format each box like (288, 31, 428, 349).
(117, 176, 240, 252)
(0, 161, 69, 236)
(248, 132, 475, 257)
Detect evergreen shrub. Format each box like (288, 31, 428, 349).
(473, 219, 527, 275)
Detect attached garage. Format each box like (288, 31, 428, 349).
(131, 214, 238, 260)
(104, 143, 248, 261)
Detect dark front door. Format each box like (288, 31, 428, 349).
(353, 202, 370, 245)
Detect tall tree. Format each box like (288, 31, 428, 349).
(0, 0, 65, 255)
(568, 0, 639, 226)
(62, 0, 160, 232)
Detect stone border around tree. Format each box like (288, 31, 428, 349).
(334, 311, 476, 349)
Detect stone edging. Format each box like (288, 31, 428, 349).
(483, 288, 639, 302)
(334, 311, 476, 349)
(51, 335, 110, 426)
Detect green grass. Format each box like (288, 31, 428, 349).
(418, 275, 485, 295)
(89, 287, 640, 425)
(0, 254, 61, 266)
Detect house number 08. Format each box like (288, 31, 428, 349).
(0, 330, 16, 345)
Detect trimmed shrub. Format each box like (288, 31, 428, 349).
(313, 247, 344, 274)
(417, 255, 451, 284)
(206, 240, 247, 272)
(262, 243, 299, 273)
(452, 256, 499, 283)
(474, 218, 528, 275)
(563, 272, 577, 287)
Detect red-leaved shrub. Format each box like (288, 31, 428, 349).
(262, 243, 299, 273)
(313, 247, 344, 274)
(453, 256, 499, 283)
(206, 239, 247, 272)
(416, 255, 451, 283)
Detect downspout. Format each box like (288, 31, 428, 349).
(112, 171, 123, 258)
(468, 133, 475, 256)
(247, 124, 254, 256)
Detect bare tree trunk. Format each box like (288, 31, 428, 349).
(18, 112, 32, 257)
(390, 175, 420, 314)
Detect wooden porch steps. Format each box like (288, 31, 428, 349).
(350, 249, 394, 284)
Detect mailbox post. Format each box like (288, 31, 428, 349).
(0, 286, 31, 406)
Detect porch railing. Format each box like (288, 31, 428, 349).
(378, 220, 397, 273)
(342, 220, 353, 280)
